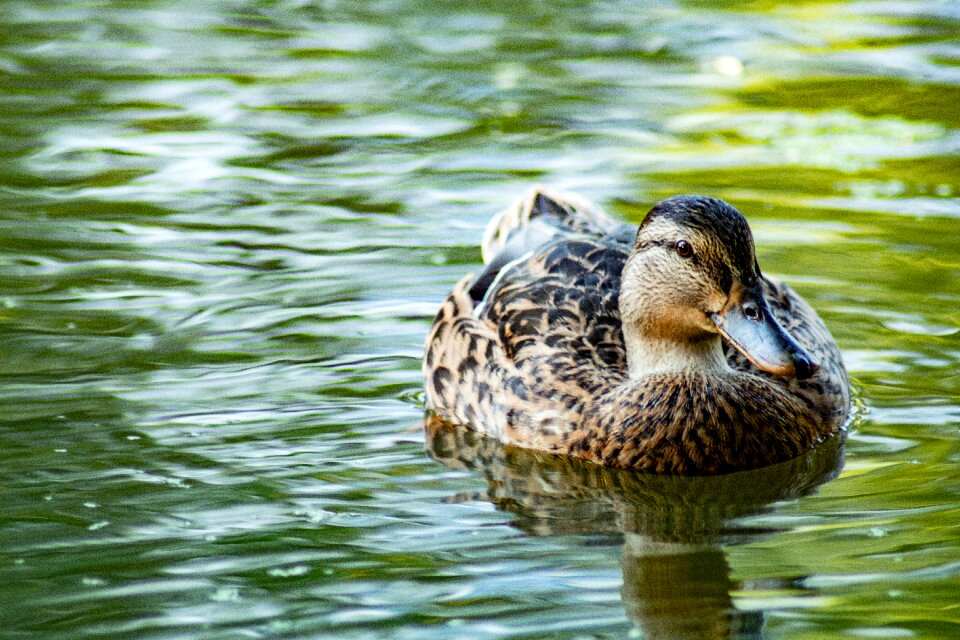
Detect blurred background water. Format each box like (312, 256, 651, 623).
(0, 1, 958, 638)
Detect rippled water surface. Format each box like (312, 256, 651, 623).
(1, 1, 958, 638)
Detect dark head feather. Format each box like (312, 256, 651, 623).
(639, 195, 760, 287)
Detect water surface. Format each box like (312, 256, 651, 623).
(1, 1, 958, 638)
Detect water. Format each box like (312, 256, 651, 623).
(0, 1, 957, 638)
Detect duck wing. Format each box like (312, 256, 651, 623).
(424, 233, 631, 454)
(477, 236, 631, 378)
(469, 187, 634, 302)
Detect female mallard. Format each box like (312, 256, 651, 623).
(424, 188, 850, 474)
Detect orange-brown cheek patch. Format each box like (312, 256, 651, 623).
(704, 290, 728, 316)
(649, 304, 717, 341)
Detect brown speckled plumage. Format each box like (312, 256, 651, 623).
(424, 188, 850, 475)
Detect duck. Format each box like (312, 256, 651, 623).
(423, 187, 851, 474)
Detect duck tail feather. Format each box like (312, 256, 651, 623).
(480, 186, 619, 263)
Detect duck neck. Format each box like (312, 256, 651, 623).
(623, 330, 731, 379)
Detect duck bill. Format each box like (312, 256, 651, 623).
(710, 285, 819, 380)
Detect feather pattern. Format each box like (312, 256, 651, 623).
(424, 187, 850, 474)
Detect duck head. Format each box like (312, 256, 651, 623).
(619, 196, 818, 380)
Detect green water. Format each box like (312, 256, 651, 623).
(1, 1, 958, 638)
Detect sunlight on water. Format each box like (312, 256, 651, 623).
(0, 0, 958, 638)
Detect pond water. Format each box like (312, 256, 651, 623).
(1, 1, 958, 638)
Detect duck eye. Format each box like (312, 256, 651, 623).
(743, 304, 761, 321)
(674, 239, 693, 258)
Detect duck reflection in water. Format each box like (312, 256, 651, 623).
(425, 417, 845, 640)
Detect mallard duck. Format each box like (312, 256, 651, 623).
(424, 188, 850, 474)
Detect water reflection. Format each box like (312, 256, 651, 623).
(0, 0, 957, 637)
(426, 417, 844, 639)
